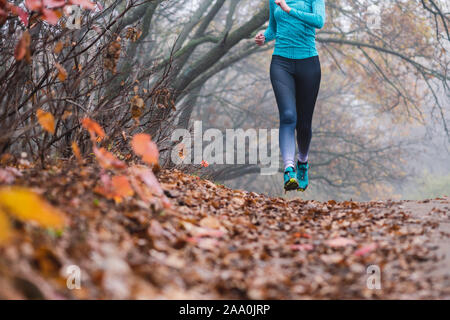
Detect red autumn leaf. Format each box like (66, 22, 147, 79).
(8, 5, 29, 25)
(131, 133, 159, 165)
(93, 147, 126, 170)
(43, 0, 65, 8)
(68, 0, 95, 10)
(354, 243, 377, 256)
(25, 0, 43, 11)
(81, 117, 105, 141)
(41, 8, 61, 25)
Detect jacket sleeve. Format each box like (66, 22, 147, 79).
(263, 0, 277, 42)
(288, 0, 326, 29)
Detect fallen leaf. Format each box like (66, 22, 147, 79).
(354, 243, 377, 256)
(325, 237, 356, 248)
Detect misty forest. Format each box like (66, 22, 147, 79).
(0, 0, 449, 299)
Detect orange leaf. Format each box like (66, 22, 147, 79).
(81, 117, 105, 141)
(0, 187, 65, 229)
(112, 175, 134, 200)
(54, 41, 64, 54)
(93, 147, 126, 170)
(131, 133, 159, 165)
(71, 141, 83, 164)
(36, 109, 55, 134)
(55, 62, 67, 81)
(94, 174, 133, 203)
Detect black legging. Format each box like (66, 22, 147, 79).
(269, 54, 321, 169)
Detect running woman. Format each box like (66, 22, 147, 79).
(255, 0, 325, 192)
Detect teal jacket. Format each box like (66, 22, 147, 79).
(264, 0, 326, 59)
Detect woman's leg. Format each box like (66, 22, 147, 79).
(294, 55, 321, 163)
(270, 55, 298, 170)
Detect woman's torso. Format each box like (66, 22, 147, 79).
(272, 0, 318, 59)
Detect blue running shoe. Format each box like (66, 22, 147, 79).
(296, 161, 309, 191)
(284, 166, 299, 191)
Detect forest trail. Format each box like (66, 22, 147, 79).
(0, 164, 449, 299)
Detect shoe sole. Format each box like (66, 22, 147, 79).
(284, 178, 299, 191)
(297, 185, 308, 192)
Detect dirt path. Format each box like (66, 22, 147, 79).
(400, 199, 450, 278)
(0, 165, 449, 299)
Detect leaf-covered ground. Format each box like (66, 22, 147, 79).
(0, 162, 449, 299)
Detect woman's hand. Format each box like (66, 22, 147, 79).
(255, 32, 265, 46)
(275, 0, 291, 13)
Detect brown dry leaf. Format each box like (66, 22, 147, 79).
(130, 95, 145, 119)
(199, 216, 221, 229)
(36, 109, 55, 134)
(62, 110, 72, 120)
(54, 41, 64, 54)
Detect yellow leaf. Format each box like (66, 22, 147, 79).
(0, 187, 65, 229)
(0, 210, 12, 243)
(36, 109, 55, 134)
